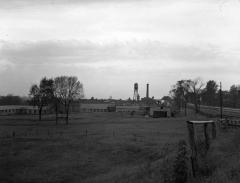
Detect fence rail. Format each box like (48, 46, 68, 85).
(188, 104, 240, 118)
(218, 118, 240, 129)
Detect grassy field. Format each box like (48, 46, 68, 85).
(0, 112, 239, 183)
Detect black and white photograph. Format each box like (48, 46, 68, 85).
(1, 0, 240, 182)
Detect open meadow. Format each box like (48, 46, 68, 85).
(1, 112, 240, 183)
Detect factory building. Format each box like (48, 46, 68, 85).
(0, 82, 172, 117)
(116, 105, 140, 113)
(0, 105, 48, 115)
(68, 102, 116, 113)
(79, 103, 110, 112)
(0, 104, 171, 118)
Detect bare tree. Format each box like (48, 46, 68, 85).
(54, 76, 84, 125)
(188, 78, 204, 113)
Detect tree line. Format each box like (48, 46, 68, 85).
(170, 78, 240, 114)
(29, 76, 84, 124)
(0, 95, 28, 105)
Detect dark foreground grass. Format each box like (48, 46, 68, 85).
(1, 112, 233, 183)
(0, 113, 188, 183)
(196, 127, 240, 183)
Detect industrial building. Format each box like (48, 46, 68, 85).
(69, 102, 116, 113)
(0, 105, 48, 115)
(79, 103, 109, 112)
(116, 105, 140, 113)
(0, 83, 172, 118)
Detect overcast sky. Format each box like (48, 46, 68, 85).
(1, 0, 240, 99)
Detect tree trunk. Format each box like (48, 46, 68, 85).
(65, 101, 68, 125)
(55, 100, 58, 125)
(66, 109, 69, 125)
(184, 102, 187, 116)
(39, 107, 42, 121)
(194, 95, 198, 114)
(66, 102, 71, 125)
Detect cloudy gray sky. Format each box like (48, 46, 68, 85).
(1, 0, 240, 99)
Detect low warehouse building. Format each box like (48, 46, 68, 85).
(79, 103, 112, 112)
(150, 107, 171, 118)
(0, 105, 48, 115)
(116, 105, 140, 113)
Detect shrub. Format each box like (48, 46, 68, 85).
(173, 140, 188, 183)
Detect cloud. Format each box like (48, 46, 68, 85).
(0, 40, 224, 66)
(1, 39, 238, 81)
(0, 0, 154, 9)
(1, 0, 240, 98)
(0, 40, 240, 91)
(0, 39, 239, 98)
(0, 58, 15, 72)
(3, 0, 240, 44)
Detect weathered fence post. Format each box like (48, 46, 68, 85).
(187, 121, 198, 177)
(204, 123, 209, 151)
(212, 123, 216, 139)
(187, 120, 216, 177)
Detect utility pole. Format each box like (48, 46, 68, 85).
(237, 86, 240, 108)
(220, 82, 223, 119)
(199, 96, 202, 113)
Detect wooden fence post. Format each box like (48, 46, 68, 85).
(204, 123, 209, 151)
(212, 123, 216, 139)
(187, 121, 198, 177)
(187, 120, 216, 177)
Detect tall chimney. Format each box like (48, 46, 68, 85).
(146, 83, 149, 99)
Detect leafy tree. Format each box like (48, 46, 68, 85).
(201, 80, 218, 106)
(54, 76, 84, 124)
(170, 79, 240, 111)
(170, 80, 191, 115)
(29, 77, 54, 121)
(0, 95, 24, 105)
(161, 96, 173, 107)
(226, 85, 240, 108)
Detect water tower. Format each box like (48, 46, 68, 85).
(133, 83, 139, 101)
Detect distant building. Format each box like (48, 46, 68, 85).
(0, 97, 172, 117)
(79, 103, 110, 112)
(69, 101, 115, 113)
(149, 106, 171, 118)
(0, 105, 48, 115)
(116, 105, 140, 113)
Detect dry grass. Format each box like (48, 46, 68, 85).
(196, 128, 240, 183)
(0, 112, 226, 183)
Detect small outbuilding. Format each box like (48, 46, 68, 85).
(150, 107, 171, 118)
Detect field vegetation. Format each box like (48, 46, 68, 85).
(0, 112, 240, 183)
